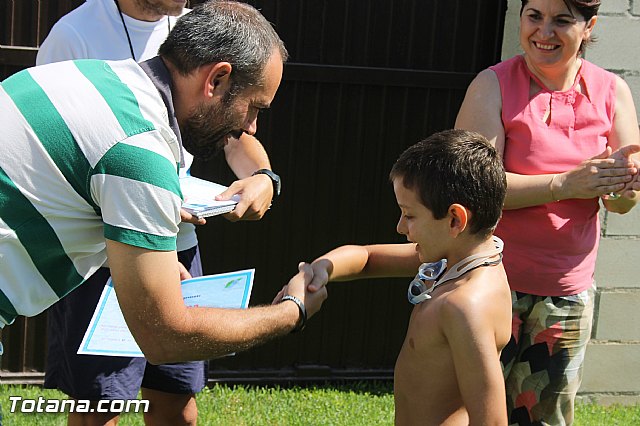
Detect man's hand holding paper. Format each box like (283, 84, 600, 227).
(216, 173, 274, 222)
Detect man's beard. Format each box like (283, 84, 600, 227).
(181, 98, 243, 161)
(136, 0, 186, 17)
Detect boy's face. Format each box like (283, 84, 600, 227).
(393, 178, 448, 263)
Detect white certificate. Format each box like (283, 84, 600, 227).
(180, 175, 240, 218)
(77, 269, 254, 357)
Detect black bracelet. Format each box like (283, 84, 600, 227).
(281, 295, 307, 333)
(252, 168, 281, 198)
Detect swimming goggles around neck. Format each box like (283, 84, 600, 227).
(407, 236, 504, 305)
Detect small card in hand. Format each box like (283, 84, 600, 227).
(180, 176, 239, 218)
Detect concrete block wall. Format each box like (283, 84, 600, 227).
(502, 0, 640, 406)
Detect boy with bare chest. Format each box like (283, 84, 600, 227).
(304, 129, 511, 425)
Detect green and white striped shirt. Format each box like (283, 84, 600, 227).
(0, 59, 182, 325)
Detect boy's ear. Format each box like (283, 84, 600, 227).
(447, 203, 470, 237)
(203, 62, 233, 98)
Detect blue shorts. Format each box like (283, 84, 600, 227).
(44, 246, 207, 400)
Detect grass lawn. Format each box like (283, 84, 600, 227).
(0, 382, 639, 425)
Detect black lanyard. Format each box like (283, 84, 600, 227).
(114, 0, 171, 61)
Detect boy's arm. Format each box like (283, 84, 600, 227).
(442, 294, 508, 425)
(308, 243, 420, 291)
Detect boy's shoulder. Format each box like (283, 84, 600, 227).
(435, 264, 511, 345)
(443, 263, 509, 309)
(412, 265, 508, 320)
(437, 237, 509, 316)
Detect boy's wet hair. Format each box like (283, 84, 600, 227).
(390, 129, 507, 238)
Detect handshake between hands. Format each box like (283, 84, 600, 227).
(272, 261, 332, 320)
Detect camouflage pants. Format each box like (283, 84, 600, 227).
(501, 284, 595, 426)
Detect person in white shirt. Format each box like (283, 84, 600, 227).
(37, 1, 281, 425)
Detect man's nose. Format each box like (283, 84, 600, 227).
(243, 116, 258, 136)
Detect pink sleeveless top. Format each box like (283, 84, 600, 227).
(490, 55, 617, 296)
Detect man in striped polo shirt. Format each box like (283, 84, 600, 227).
(0, 0, 326, 386)
(37, 1, 283, 425)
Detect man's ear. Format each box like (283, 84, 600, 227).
(448, 203, 470, 237)
(204, 62, 233, 98)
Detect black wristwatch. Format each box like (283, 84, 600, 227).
(281, 294, 307, 333)
(252, 168, 281, 197)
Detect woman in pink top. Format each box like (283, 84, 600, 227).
(456, 0, 640, 424)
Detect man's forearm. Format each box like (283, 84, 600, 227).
(139, 302, 300, 364)
(107, 240, 302, 364)
(224, 133, 271, 178)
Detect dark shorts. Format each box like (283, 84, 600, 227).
(44, 246, 207, 400)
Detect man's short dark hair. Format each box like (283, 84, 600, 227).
(159, 0, 288, 92)
(390, 129, 506, 238)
